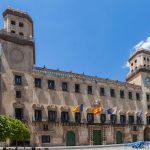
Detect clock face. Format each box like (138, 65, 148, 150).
(145, 77, 150, 86)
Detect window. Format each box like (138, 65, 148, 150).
(41, 135, 50, 143)
(133, 126, 137, 131)
(48, 80, 55, 90)
(19, 22, 24, 27)
(110, 89, 115, 97)
(19, 32, 24, 36)
(144, 57, 146, 60)
(128, 116, 134, 124)
(87, 86, 92, 94)
(110, 114, 116, 124)
(136, 93, 140, 101)
(137, 116, 142, 124)
(15, 108, 23, 120)
(75, 84, 80, 93)
(135, 60, 137, 63)
(131, 63, 133, 66)
(16, 91, 21, 98)
(144, 64, 146, 67)
(147, 116, 150, 125)
(15, 75, 22, 85)
(43, 124, 48, 131)
(87, 113, 94, 123)
(146, 94, 150, 102)
(62, 82, 68, 91)
(128, 92, 133, 100)
(100, 87, 105, 96)
(11, 20, 16, 25)
(147, 58, 149, 61)
(35, 110, 42, 121)
(120, 90, 125, 98)
(11, 30, 15, 33)
(120, 115, 126, 124)
(35, 78, 41, 88)
(48, 111, 56, 122)
(148, 105, 150, 110)
(61, 112, 69, 123)
(100, 114, 106, 124)
(75, 112, 81, 123)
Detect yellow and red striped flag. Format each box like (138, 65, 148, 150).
(92, 106, 103, 115)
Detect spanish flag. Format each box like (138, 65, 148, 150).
(72, 104, 83, 113)
(92, 106, 103, 115)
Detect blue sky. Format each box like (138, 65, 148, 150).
(0, 0, 150, 81)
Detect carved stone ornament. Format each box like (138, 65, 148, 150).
(13, 101, 25, 108)
(47, 105, 57, 110)
(60, 106, 70, 111)
(32, 104, 44, 110)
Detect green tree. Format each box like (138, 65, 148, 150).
(0, 115, 30, 149)
(0, 115, 12, 141)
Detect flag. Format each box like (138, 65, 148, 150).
(106, 107, 117, 115)
(137, 111, 142, 118)
(72, 104, 83, 113)
(92, 106, 103, 115)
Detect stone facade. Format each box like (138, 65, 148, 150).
(0, 8, 150, 147)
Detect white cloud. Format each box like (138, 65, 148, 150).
(134, 37, 150, 51)
(122, 61, 129, 68)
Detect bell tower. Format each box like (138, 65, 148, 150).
(0, 8, 35, 72)
(126, 48, 150, 122)
(126, 47, 150, 86)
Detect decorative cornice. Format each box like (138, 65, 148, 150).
(126, 68, 150, 81)
(129, 49, 150, 62)
(33, 67, 141, 90)
(3, 8, 33, 24)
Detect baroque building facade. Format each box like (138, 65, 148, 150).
(0, 8, 150, 147)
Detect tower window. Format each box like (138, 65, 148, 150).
(110, 89, 115, 97)
(48, 80, 55, 90)
(16, 91, 21, 98)
(120, 90, 125, 98)
(11, 20, 16, 25)
(19, 22, 24, 27)
(75, 84, 80, 93)
(146, 94, 150, 102)
(19, 32, 24, 36)
(11, 30, 15, 34)
(15, 75, 22, 85)
(35, 78, 41, 88)
(128, 92, 133, 100)
(100, 87, 105, 96)
(87, 86, 92, 94)
(136, 93, 140, 101)
(62, 82, 68, 91)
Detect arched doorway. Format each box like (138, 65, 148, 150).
(144, 127, 150, 141)
(66, 131, 76, 146)
(116, 131, 123, 144)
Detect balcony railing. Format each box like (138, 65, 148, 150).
(0, 29, 34, 41)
